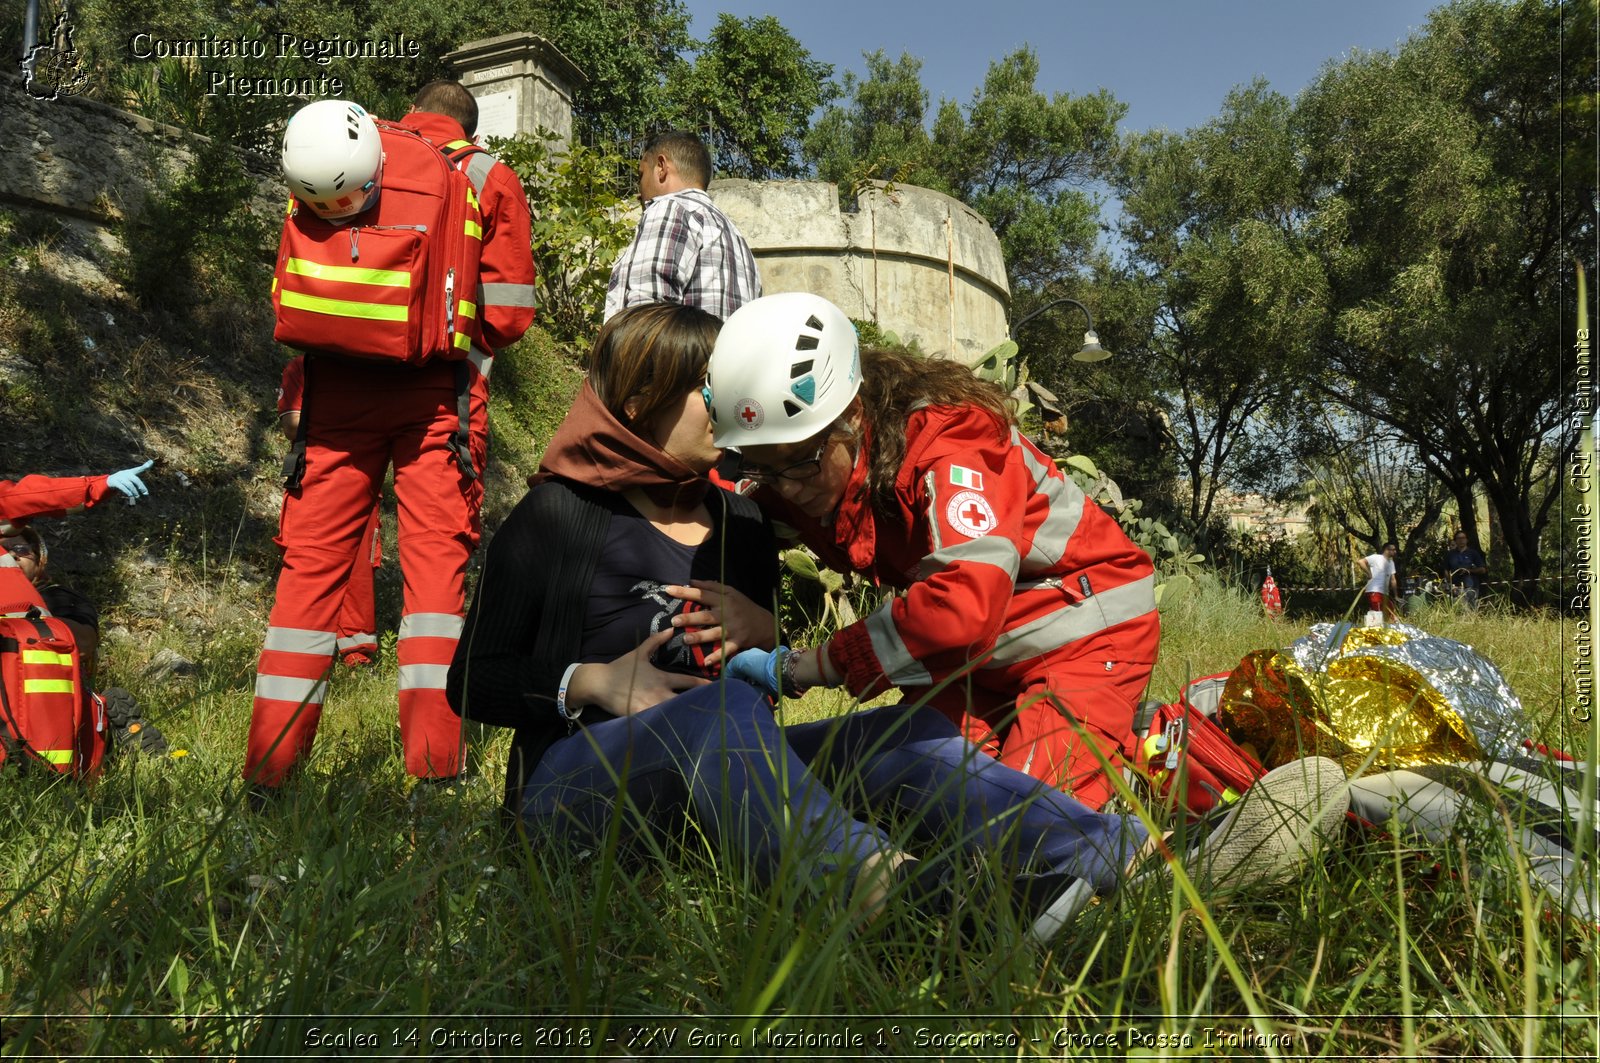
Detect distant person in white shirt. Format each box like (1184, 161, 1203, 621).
(1356, 541, 1399, 627)
(604, 130, 761, 323)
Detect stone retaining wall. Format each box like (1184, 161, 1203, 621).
(1, 72, 282, 233)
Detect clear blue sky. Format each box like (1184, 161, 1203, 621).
(682, 0, 1442, 134)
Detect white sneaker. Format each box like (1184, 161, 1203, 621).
(1024, 874, 1098, 945)
(1025, 757, 1348, 946)
(1156, 755, 1349, 891)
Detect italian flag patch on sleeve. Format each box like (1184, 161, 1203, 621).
(949, 465, 984, 491)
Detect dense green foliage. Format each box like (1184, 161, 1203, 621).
(1296, 0, 1595, 586)
(1114, 83, 1326, 545)
(541, 0, 694, 147)
(664, 14, 834, 179)
(806, 46, 1120, 295)
(492, 134, 636, 343)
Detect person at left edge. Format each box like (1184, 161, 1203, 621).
(1, 464, 154, 656)
(245, 85, 535, 788)
(1, 464, 154, 640)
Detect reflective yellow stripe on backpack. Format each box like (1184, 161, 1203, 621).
(23, 649, 75, 667)
(279, 291, 409, 322)
(285, 259, 411, 289)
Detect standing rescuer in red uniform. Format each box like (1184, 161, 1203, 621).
(709, 293, 1159, 809)
(245, 84, 535, 789)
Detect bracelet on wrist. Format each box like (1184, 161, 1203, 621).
(779, 648, 808, 698)
(556, 662, 583, 722)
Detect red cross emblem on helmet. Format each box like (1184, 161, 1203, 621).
(734, 397, 764, 430)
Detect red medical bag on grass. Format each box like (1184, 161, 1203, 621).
(0, 562, 105, 777)
(1133, 673, 1266, 819)
(271, 119, 485, 366)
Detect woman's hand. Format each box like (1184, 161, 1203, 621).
(664, 579, 778, 667)
(567, 629, 709, 717)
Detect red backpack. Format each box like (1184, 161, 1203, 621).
(1133, 673, 1266, 819)
(270, 119, 485, 366)
(0, 561, 105, 777)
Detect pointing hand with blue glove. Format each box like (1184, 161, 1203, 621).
(725, 646, 787, 698)
(105, 460, 154, 503)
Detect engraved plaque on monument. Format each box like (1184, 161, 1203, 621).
(444, 33, 584, 144)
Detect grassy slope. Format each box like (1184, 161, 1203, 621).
(0, 206, 1592, 1056)
(2, 585, 1589, 1057)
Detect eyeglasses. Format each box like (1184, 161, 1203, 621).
(3, 541, 34, 558)
(739, 437, 830, 485)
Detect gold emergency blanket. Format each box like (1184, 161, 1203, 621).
(1217, 622, 1527, 775)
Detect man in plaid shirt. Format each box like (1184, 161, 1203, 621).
(604, 130, 761, 323)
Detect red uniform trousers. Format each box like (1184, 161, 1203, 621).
(245, 358, 486, 785)
(935, 611, 1161, 811)
(334, 507, 381, 666)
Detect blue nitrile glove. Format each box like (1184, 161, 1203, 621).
(105, 460, 154, 502)
(726, 646, 786, 698)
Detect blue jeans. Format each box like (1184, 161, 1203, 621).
(522, 680, 1142, 891)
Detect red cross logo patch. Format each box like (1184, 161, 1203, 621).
(735, 397, 764, 430)
(945, 490, 997, 537)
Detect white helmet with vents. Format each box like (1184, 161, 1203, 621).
(281, 100, 384, 220)
(706, 292, 860, 447)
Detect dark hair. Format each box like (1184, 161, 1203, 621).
(852, 346, 1015, 513)
(642, 130, 711, 188)
(588, 303, 722, 429)
(2, 524, 45, 568)
(413, 80, 478, 137)
(1383, 541, 1399, 551)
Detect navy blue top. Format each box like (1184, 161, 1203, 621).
(584, 504, 728, 677)
(1446, 546, 1486, 589)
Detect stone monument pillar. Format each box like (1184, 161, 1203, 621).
(444, 33, 584, 143)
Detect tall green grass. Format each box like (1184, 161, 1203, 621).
(0, 583, 1591, 1058)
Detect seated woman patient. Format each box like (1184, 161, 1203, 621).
(446, 302, 1344, 938)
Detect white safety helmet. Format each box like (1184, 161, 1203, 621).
(281, 100, 384, 221)
(707, 292, 861, 448)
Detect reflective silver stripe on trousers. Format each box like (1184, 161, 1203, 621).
(337, 634, 376, 652)
(1013, 427, 1086, 570)
(254, 674, 329, 705)
(398, 613, 464, 640)
(463, 152, 494, 194)
(398, 663, 451, 692)
(864, 602, 934, 686)
(916, 533, 1021, 582)
(263, 627, 338, 655)
(477, 281, 538, 308)
(467, 343, 493, 380)
(982, 574, 1157, 668)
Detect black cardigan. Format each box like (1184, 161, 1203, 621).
(446, 478, 779, 811)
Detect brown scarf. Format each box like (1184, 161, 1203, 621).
(533, 380, 711, 508)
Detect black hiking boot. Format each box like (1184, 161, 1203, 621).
(101, 687, 170, 756)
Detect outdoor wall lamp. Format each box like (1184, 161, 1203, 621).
(1009, 297, 1111, 362)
